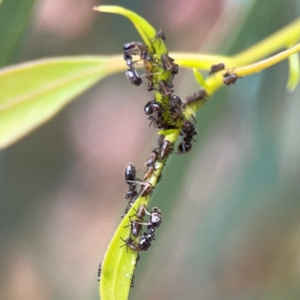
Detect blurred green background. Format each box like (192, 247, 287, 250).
(1, 0, 300, 299)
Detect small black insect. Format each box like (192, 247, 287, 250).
(209, 63, 225, 75)
(157, 135, 165, 148)
(161, 54, 178, 74)
(160, 139, 173, 160)
(149, 207, 163, 228)
(156, 29, 166, 41)
(139, 207, 163, 229)
(169, 94, 182, 120)
(145, 150, 159, 167)
(223, 72, 238, 85)
(125, 180, 154, 198)
(130, 273, 135, 288)
(150, 29, 166, 48)
(184, 88, 208, 106)
(139, 182, 153, 197)
(97, 262, 102, 282)
(158, 79, 174, 96)
(181, 120, 197, 140)
(143, 164, 157, 181)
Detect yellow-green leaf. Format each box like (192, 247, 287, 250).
(0, 55, 124, 149)
(287, 51, 300, 92)
(100, 197, 148, 300)
(192, 68, 208, 88)
(93, 5, 167, 54)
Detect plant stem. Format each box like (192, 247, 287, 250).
(172, 18, 300, 72)
(234, 42, 300, 77)
(232, 18, 300, 65)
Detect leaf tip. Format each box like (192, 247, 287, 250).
(93, 6, 101, 12)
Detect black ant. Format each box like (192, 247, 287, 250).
(129, 205, 163, 240)
(125, 205, 147, 238)
(124, 219, 143, 238)
(161, 54, 178, 74)
(125, 163, 137, 186)
(177, 142, 193, 154)
(120, 233, 153, 252)
(169, 94, 183, 120)
(122, 163, 139, 218)
(123, 42, 149, 61)
(144, 100, 166, 129)
(223, 72, 238, 85)
(126, 65, 161, 88)
(125, 68, 142, 86)
(181, 120, 197, 140)
(136, 205, 163, 240)
(178, 121, 197, 154)
(209, 63, 225, 75)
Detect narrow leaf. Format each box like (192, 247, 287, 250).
(0, 55, 124, 149)
(100, 197, 148, 300)
(192, 68, 208, 88)
(287, 51, 300, 92)
(93, 5, 167, 54)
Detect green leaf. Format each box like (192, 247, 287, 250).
(287, 51, 300, 92)
(0, 55, 124, 149)
(192, 68, 208, 88)
(100, 197, 148, 300)
(93, 5, 167, 54)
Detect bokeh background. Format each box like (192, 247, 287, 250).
(1, 0, 300, 299)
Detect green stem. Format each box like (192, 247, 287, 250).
(172, 18, 300, 73)
(171, 53, 233, 70)
(232, 18, 300, 66)
(234, 42, 300, 77)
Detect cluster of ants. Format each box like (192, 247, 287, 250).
(97, 28, 238, 288)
